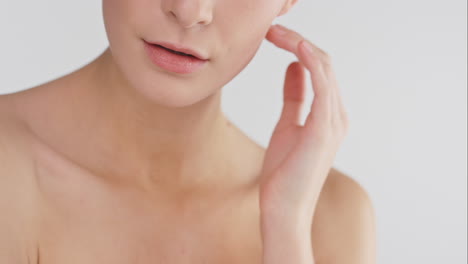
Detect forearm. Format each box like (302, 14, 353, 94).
(260, 209, 316, 264)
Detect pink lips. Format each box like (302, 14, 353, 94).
(143, 40, 208, 74)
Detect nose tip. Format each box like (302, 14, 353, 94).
(166, 1, 213, 28)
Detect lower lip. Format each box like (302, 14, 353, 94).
(143, 41, 208, 74)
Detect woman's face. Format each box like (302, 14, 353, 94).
(102, 0, 295, 107)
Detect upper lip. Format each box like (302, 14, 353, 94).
(144, 40, 209, 61)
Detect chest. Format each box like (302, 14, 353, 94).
(34, 156, 263, 264)
(38, 216, 263, 264)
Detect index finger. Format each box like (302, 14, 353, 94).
(265, 24, 328, 60)
(265, 24, 334, 121)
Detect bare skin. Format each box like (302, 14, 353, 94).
(0, 0, 378, 262)
(0, 50, 374, 263)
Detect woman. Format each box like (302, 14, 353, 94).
(0, 0, 376, 263)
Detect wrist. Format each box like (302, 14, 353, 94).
(260, 200, 317, 227)
(260, 215, 315, 264)
(260, 208, 312, 236)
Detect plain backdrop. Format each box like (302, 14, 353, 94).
(0, 0, 466, 263)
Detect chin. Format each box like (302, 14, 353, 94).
(121, 69, 220, 108)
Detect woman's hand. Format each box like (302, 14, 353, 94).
(259, 24, 349, 263)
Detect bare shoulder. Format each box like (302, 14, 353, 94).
(0, 92, 37, 167)
(312, 168, 376, 264)
(0, 94, 39, 264)
(320, 168, 374, 207)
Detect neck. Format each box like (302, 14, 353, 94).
(32, 48, 239, 194)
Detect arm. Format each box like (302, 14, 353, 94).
(260, 209, 315, 263)
(260, 171, 376, 264)
(315, 174, 376, 264)
(259, 23, 376, 263)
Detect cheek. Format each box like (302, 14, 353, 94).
(218, 0, 283, 53)
(103, 0, 147, 41)
(213, 0, 282, 75)
(102, 0, 148, 72)
(102, 0, 129, 45)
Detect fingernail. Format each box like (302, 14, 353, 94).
(273, 24, 287, 35)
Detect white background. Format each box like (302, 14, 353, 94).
(0, 0, 466, 263)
